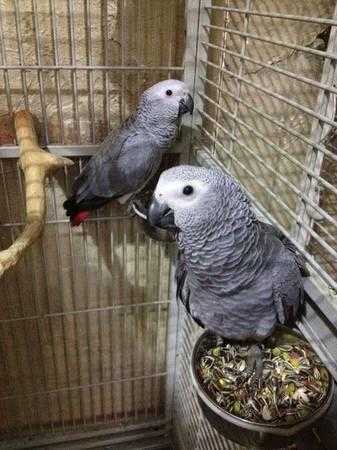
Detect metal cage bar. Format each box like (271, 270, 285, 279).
(192, 2, 337, 294)
(206, 5, 337, 27)
(204, 23, 337, 61)
(0, 0, 185, 444)
(201, 59, 337, 131)
(175, 1, 337, 449)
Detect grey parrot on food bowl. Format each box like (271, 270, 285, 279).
(147, 165, 309, 381)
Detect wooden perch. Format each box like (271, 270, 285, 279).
(0, 111, 74, 277)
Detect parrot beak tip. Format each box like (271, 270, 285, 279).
(179, 94, 194, 116)
(147, 197, 175, 229)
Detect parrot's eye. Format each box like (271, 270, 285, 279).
(183, 185, 194, 196)
(166, 89, 173, 96)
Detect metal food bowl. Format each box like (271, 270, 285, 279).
(190, 328, 334, 450)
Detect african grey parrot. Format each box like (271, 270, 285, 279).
(63, 80, 194, 226)
(147, 165, 309, 378)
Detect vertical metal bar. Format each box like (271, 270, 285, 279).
(295, 3, 337, 246)
(136, 0, 141, 121)
(153, 244, 163, 418)
(121, 308, 128, 421)
(13, 0, 29, 110)
(85, 0, 95, 143)
(211, 1, 230, 157)
(49, 0, 65, 143)
(102, 0, 110, 132)
(129, 222, 136, 422)
(165, 254, 180, 423)
(1, 284, 30, 431)
(153, 304, 162, 417)
(109, 218, 117, 425)
(95, 217, 105, 422)
(68, 0, 81, 143)
(225, 0, 251, 172)
(66, 161, 86, 426)
(166, 0, 175, 80)
(121, 222, 127, 421)
(109, 308, 117, 424)
(38, 237, 64, 430)
(123, 220, 131, 402)
(0, 328, 10, 433)
(80, 158, 96, 424)
(0, 160, 34, 432)
(0, 8, 13, 114)
(144, 238, 151, 419)
(184, 0, 210, 160)
(32, 0, 49, 144)
(120, 0, 126, 121)
(50, 173, 77, 428)
(16, 164, 54, 432)
(134, 231, 140, 421)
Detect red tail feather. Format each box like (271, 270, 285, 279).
(71, 210, 90, 227)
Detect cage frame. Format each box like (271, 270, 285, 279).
(183, 0, 337, 384)
(0, 1, 337, 449)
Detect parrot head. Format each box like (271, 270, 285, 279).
(147, 165, 233, 230)
(140, 79, 194, 123)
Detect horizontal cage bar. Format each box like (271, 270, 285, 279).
(0, 300, 170, 323)
(200, 75, 337, 164)
(206, 5, 337, 27)
(0, 65, 184, 71)
(197, 86, 337, 196)
(195, 146, 337, 291)
(202, 59, 337, 133)
(202, 41, 337, 97)
(204, 24, 337, 61)
(198, 91, 337, 226)
(0, 372, 167, 402)
(197, 122, 337, 270)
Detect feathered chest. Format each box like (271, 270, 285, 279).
(155, 123, 179, 150)
(180, 223, 268, 295)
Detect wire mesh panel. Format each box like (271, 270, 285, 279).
(0, 158, 174, 439)
(0, 0, 185, 146)
(0, 0, 186, 443)
(193, 0, 337, 295)
(173, 1, 337, 449)
(173, 311, 245, 450)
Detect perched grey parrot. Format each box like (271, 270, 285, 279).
(63, 80, 193, 226)
(147, 165, 308, 377)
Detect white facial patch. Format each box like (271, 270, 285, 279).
(149, 80, 188, 101)
(155, 178, 208, 211)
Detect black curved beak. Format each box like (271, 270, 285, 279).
(147, 197, 175, 229)
(178, 93, 194, 116)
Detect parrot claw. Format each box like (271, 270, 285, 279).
(131, 200, 148, 220)
(244, 344, 264, 388)
(216, 335, 225, 346)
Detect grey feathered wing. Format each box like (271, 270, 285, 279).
(176, 221, 307, 337)
(258, 221, 309, 277)
(175, 249, 205, 328)
(72, 130, 161, 204)
(258, 221, 307, 326)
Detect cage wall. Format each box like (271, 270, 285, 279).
(0, 0, 185, 443)
(173, 1, 337, 449)
(194, 0, 337, 293)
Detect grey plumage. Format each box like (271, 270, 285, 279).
(148, 165, 308, 342)
(63, 80, 193, 225)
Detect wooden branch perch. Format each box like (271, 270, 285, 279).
(0, 111, 74, 277)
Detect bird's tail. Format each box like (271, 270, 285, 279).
(63, 197, 90, 227)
